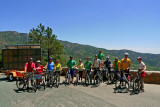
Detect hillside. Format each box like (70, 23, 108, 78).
(0, 31, 160, 70)
(0, 31, 28, 49)
(59, 41, 160, 71)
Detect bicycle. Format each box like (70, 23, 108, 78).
(64, 68, 72, 86)
(132, 71, 141, 94)
(84, 69, 91, 86)
(74, 68, 84, 86)
(92, 68, 101, 87)
(46, 70, 54, 88)
(53, 70, 60, 88)
(114, 70, 133, 92)
(38, 71, 47, 90)
(16, 72, 37, 92)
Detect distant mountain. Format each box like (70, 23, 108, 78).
(59, 40, 160, 71)
(0, 31, 28, 49)
(0, 31, 160, 71)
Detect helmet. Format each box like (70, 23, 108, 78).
(29, 58, 33, 61)
(70, 56, 73, 58)
(79, 59, 82, 62)
(124, 52, 129, 56)
(49, 57, 53, 60)
(37, 60, 41, 63)
(137, 57, 142, 60)
(95, 54, 98, 57)
(106, 56, 109, 59)
(115, 57, 118, 60)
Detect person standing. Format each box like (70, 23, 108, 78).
(34, 60, 43, 88)
(45, 57, 55, 83)
(137, 57, 146, 92)
(84, 57, 92, 84)
(55, 60, 62, 82)
(67, 56, 76, 83)
(121, 53, 131, 78)
(93, 54, 101, 80)
(77, 59, 84, 82)
(113, 57, 121, 80)
(103, 56, 112, 74)
(24, 58, 36, 88)
(98, 50, 104, 61)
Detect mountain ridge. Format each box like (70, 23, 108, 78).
(0, 31, 160, 71)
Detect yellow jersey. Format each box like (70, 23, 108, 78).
(121, 58, 131, 70)
(113, 61, 121, 71)
(55, 63, 61, 71)
(78, 63, 84, 71)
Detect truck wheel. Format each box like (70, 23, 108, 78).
(9, 74, 14, 81)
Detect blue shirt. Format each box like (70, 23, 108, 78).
(47, 62, 54, 71)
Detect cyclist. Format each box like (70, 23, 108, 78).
(113, 57, 121, 80)
(24, 58, 36, 88)
(77, 59, 84, 82)
(137, 57, 146, 92)
(45, 57, 55, 83)
(103, 56, 112, 74)
(93, 54, 101, 80)
(84, 57, 92, 84)
(98, 50, 104, 61)
(34, 60, 44, 88)
(55, 60, 62, 82)
(67, 56, 76, 83)
(121, 52, 131, 78)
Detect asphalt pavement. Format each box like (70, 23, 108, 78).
(0, 74, 160, 107)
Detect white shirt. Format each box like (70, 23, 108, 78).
(93, 59, 101, 68)
(139, 62, 145, 70)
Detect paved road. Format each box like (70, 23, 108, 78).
(0, 74, 160, 107)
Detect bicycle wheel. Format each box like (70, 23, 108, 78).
(31, 78, 37, 92)
(41, 76, 46, 90)
(85, 75, 88, 86)
(76, 74, 79, 85)
(106, 72, 110, 84)
(56, 76, 59, 88)
(115, 79, 121, 89)
(110, 73, 114, 83)
(68, 74, 71, 85)
(96, 76, 100, 85)
(93, 75, 96, 85)
(133, 79, 140, 93)
(49, 76, 53, 88)
(16, 79, 25, 90)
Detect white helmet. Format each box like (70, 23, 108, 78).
(106, 56, 109, 59)
(37, 60, 41, 63)
(124, 52, 129, 56)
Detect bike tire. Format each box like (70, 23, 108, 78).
(76, 74, 79, 85)
(115, 79, 121, 89)
(42, 76, 46, 90)
(68, 74, 70, 85)
(16, 79, 25, 90)
(133, 79, 140, 94)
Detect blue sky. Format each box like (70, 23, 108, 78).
(0, 0, 160, 54)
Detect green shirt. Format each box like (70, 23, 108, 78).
(85, 61, 92, 70)
(67, 60, 76, 68)
(115, 61, 118, 71)
(98, 53, 104, 60)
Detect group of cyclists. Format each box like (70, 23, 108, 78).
(24, 50, 146, 92)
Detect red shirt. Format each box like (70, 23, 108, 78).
(25, 62, 36, 72)
(35, 64, 43, 74)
